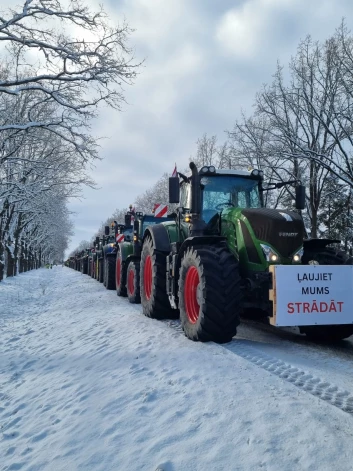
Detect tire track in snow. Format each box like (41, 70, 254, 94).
(225, 340, 353, 415)
(165, 320, 353, 416)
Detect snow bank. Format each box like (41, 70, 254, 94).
(1, 268, 353, 470)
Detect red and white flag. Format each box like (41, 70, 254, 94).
(171, 164, 177, 177)
(154, 204, 168, 218)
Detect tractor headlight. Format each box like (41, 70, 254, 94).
(260, 244, 280, 263)
(200, 165, 217, 174)
(251, 169, 264, 179)
(109, 243, 114, 248)
(292, 247, 304, 263)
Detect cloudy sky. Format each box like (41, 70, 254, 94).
(67, 0, 353, 254)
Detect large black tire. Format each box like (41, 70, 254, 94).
(98, 258, 104, 283)
(105, 256, 116, 290)
(300, 247, 353, 342)
(127, 261, 141, 304)
(178, 244, 241, 343)
(103, 260, 107, 287)
(140, 237, 177, 319)
(116, 250, 127, 297)
(95, 259, 99, 280)
(82, 258, 88, 275)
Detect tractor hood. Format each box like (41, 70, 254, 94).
(241, 208, 305, 258)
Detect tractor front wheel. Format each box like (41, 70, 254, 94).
(140, 237, 177, 319)
(105, 256, 116, 290)
(178, 244, 241, 343)
(98, 258, 104, 283)
(127, 261, 141, 304)
(116, 251, 127, 297)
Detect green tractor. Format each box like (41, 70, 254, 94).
(116, 209, 174, 303)
(139, 162, 353, 343)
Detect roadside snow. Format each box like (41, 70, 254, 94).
(1, 267, 353, 471)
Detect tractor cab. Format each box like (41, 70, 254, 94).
(174, 166, 264, 237)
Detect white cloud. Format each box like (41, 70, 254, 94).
(57, 0, 353, 253)
(215, 0, 296, 58)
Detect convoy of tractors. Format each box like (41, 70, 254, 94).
(66, 162, 353, 343)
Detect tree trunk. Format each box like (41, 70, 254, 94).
(6, 246, 15, 277)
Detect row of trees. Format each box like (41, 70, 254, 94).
(0, 0, 138, 281)
(71, 21, 353, 256)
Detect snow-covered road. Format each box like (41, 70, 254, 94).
(1, 267, 353, 471)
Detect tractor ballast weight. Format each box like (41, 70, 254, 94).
(139, 162, 353, 343)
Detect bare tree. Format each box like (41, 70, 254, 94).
(229, 29, 353, 239)
(0, 0, 138, 128)
(0, 0, 140, 279)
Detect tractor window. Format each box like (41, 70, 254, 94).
(123, 228, 133, 242)
(180, 182, 191, 210)
(201, 176, 261, 212)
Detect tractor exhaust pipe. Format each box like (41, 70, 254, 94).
(190, 162, 201, 216)
(189, 162, 206, 236)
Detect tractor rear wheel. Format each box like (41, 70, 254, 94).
(127, 261, 141, 304)
(105, 256, 116, 290)
(300, 247, 353, 342)
(116, 251, 127, 297)
(178, 244, 241, 343)
(98, 258, 104, 283)
(140, 236, 177, 319)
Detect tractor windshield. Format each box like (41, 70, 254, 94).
(201, 175, 261, 213)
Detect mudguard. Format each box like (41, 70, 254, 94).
(144, 224, 172, 253)
(118, 242, 133, 262)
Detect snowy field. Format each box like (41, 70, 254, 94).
(1, 267, 353, 471)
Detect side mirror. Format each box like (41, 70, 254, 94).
(295, 185, 305, 210)
(125, 214, 132, 226)
(104, 225, 110, 236)
(95, 236, 99, 245)
(169, 177, 180, 204)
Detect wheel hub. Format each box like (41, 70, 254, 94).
(128, 268, 135, 295)
(144, 255, 152, 300)
(184, 266, 200, 324)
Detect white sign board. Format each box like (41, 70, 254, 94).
(273, 265, 353, 326)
